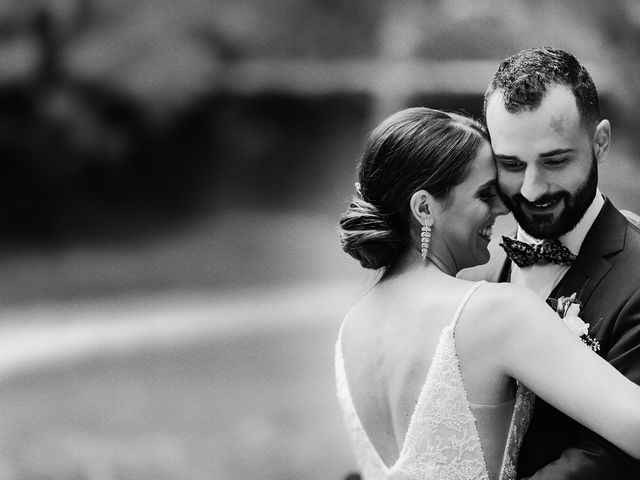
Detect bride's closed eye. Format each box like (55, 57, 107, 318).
(476, 185, 498, 202)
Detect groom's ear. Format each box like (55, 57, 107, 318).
(593, 119, 611, 162)
(409, 190, 437, 225)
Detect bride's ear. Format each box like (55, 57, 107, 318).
(409, 190, 436, 226)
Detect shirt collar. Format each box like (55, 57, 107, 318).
(516, 189, 605, 255)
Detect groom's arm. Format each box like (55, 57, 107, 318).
(521, 291, 640, 480)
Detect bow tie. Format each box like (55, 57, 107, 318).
(500, 236, 576, 268)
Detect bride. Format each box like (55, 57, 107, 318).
(336, 107, 640, 480)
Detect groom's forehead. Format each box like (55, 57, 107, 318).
(486, 89, 581, 143)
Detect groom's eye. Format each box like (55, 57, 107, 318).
(544, 158, 568, 167)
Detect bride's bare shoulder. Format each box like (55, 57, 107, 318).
(471, 282, 553, 326)
(449, 282, 555, 358)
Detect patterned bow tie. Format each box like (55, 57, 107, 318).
(500, 236, 576, 268)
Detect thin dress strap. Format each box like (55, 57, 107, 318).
(449, 281, 486, 330)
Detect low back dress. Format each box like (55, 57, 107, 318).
(335, 281, 534, 480)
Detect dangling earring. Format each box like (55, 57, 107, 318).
(421, 218, 434, 261)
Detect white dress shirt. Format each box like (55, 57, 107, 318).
(510, 190, 605, 299)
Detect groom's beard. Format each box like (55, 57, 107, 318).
(499, 155, 598, 239)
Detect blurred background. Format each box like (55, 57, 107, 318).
(1, 0, 640, 479)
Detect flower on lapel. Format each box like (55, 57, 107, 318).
(564, 300, 581, 319)
(548, 293, 600, 352)
(562, 314, 589, 337)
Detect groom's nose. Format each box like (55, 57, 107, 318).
(520, 166, 547, 202)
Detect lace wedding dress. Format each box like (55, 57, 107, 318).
(335, 281, 534, 480)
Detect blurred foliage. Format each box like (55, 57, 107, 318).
(0, 0, 639, 243)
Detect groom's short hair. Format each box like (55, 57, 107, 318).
(484, 47, 601, 133)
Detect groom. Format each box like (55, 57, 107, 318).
(463, 47, 640, 478)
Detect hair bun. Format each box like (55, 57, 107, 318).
(338, 196, 405, 269)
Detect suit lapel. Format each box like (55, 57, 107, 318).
(548, 244, 610, 304)
(498, 256, 512, 282)
(549, 198, 626, 306)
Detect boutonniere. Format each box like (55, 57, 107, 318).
(547, 293, 600, 352)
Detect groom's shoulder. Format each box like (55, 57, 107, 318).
(621, 222, 640, 273)
(616, 206, 640, 253)
(589, 199, 640, 242)
(624, 216, 640, 249)
(595, 202, 640, 268)
(623, 209, 640, 238)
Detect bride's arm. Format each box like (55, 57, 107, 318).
(490, 285, 640, 460)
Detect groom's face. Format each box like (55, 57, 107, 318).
(485, 85, 598, 239)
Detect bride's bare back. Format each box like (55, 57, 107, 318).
(340, 271, 514, 473)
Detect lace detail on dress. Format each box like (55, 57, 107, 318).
(400, 322, 490, 480)
(335, 281, 534, 480)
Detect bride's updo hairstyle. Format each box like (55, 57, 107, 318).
(339, 107, 488, 270)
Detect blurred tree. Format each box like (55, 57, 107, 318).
(0, 0, 638, 243)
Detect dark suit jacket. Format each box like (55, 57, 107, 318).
(460, 199, 640, 479)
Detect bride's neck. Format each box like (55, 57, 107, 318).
(427, 253, 456, 276)
(383, 250, 455, 282)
